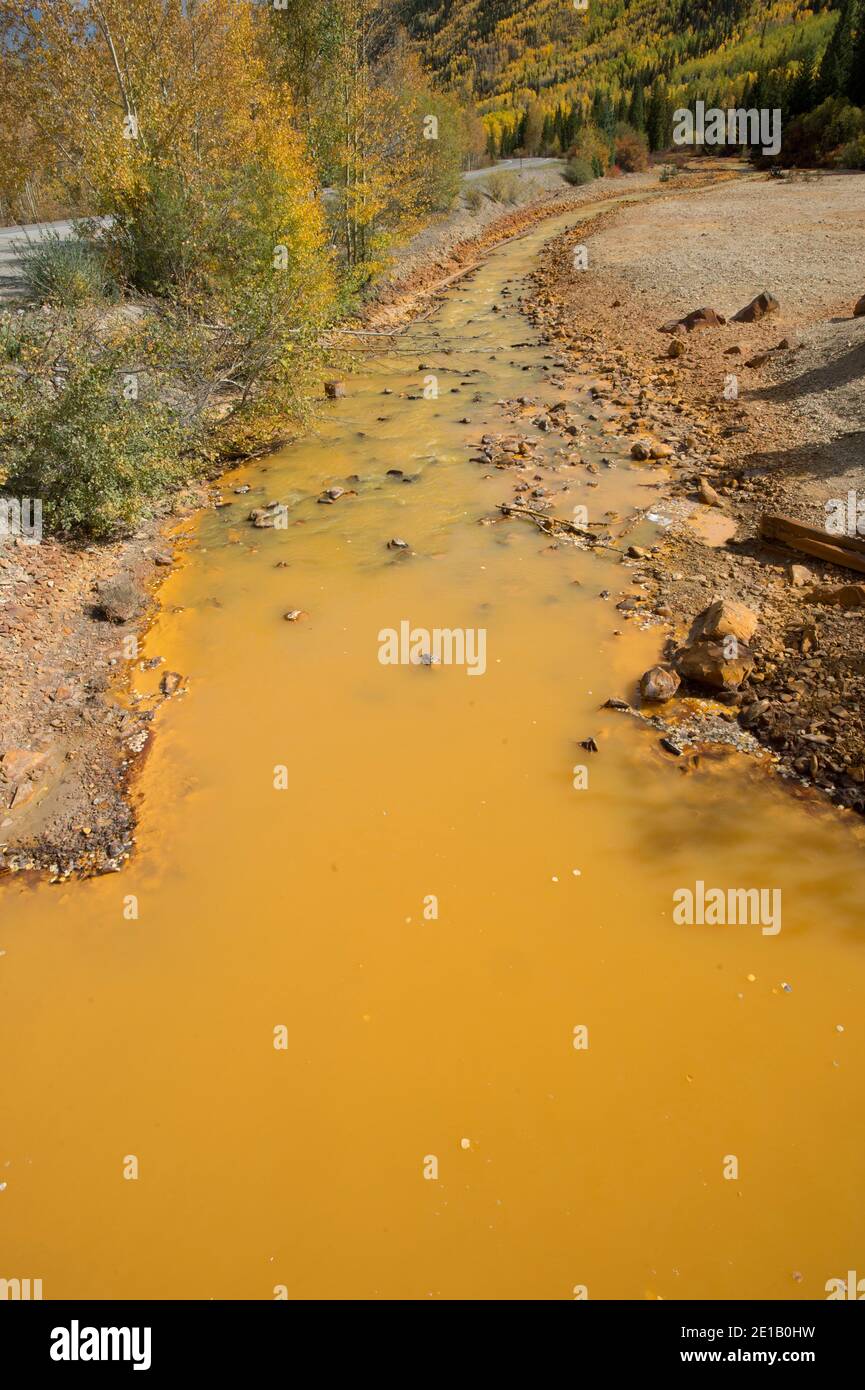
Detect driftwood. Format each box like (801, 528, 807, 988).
(499, 502, 602, 542)
(759, 513, 865, 576)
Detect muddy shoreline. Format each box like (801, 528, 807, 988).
(520, 168, 865, 819)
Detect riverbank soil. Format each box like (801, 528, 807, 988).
(0, 492, 210, 874)
(525, 169, 865, 815)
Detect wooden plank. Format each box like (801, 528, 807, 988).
(760, 513, 865, 575)
(760, 512, 865, 556)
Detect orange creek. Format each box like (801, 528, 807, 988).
(1, 210, 864, 1300)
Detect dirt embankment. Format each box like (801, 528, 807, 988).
(523, 168, 865, 815)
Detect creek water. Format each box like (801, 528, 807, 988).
(2, 209, 864, 1300)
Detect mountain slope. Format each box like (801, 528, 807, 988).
(399, 0, 840, 122)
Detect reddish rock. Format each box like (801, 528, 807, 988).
(688, 598, 759, 645)
(697, 476, 726, 508)
(639, 665, 681, 702)
(805, 584, 865, 609)
(660, 307, 725, 334)
(1, 748, 49, 783)
(731, 292, 779, 323)
(674, 639, 755, 690)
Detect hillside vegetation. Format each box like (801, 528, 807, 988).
(400, 0, 865, 160)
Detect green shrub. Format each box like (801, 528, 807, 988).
(659, 163, 680, 183)
(15, 232, 116, 308)
(569, 124, 611, 178)
(464, 182, 486, 211)
(784, 98, 864, 166)
(562, 157, 595, 186)
(837, 133, 865, 169)
(1, 320, 195, 539)
(480, 169, 522, 203)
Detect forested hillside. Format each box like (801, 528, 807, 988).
(399, 0, 864, 157)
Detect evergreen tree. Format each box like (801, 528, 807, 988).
(646, 83, 671, 151)
(628, 79, 646, 131)
(788, 54, 816, 116)
(599, 93, 617, 138)
(817, 0, 856, 101)
(849, 0, 865, 105)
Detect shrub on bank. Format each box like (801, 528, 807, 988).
(613, 123, 649, 172)
(480, 170, 522, 203)
(15, 232, 116, 308)
(568, 124, 611, 179)
(562, 157, 595, 186)
(838, 133, 865, 169)
(0, 313, 196, 539)
(464, 182, 486, 211)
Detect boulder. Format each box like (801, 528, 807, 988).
(805, 583, 865, 609)
(853, 295, 865, 318)
(674, 639, 755, 690)
(324, 380, 346, 399)
(731, 292, 779, 323)
(790, 564, 813, 587)
(639, 665, 681, 702)
(688, 598, 759, 645)
(660, 307, 725, 334)
(249, 503, 287, 528)
(93, 577, 140, 623)
(1, 747, 49, 784)
(697, 476, 726, 508)
(667, 338, 686, 358)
